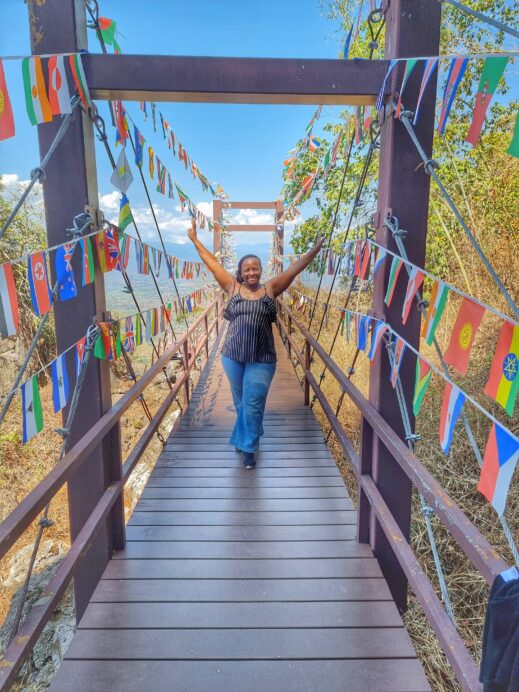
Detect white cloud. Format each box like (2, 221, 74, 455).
(0, 173, 43, 197)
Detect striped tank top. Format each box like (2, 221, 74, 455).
(222, 284, 277, 363)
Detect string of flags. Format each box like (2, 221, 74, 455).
(306, 238, 519, 418)
(11, 285, 214, 445)
(380, 54, 518, 154)
(289, 288, 518, 518)
(111, 105, 224, 233)
(0, 53, 91, 142)
(0, 226, 208, 341)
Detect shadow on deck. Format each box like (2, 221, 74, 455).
(50, 331, 429, 691)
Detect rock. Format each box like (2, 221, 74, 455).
(0, 549, 76, 691)
(1, 540, 67, 589)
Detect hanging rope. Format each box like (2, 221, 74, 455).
(0, 96, 81, 241)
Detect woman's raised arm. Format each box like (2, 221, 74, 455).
(267, 236, 325, 298)
(188, 220, 235, 293)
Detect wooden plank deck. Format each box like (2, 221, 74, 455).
(50, 332, 429, 691)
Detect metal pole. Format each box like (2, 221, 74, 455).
(361, 0, 441, 612)
(28, 0, 125, 620)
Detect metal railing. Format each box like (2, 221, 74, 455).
(0, 295, 224, 690)
(276, 299, 508, 692)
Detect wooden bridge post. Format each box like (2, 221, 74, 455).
(359, 0, 441, 612)
(28, 0, 125, 620)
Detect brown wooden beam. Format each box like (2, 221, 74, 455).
(84, 54, 389, 105)
(225, 224, 277, 232)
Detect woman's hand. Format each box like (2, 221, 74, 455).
(314, 235, 325, 252)
(188, 219, 197, 243)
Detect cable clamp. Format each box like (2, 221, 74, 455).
(405, 433, 422, 443)
(420, 504, 434, 518)
(347, 367, 355, 377)
(417, 299, 429, 313)
(30, 167, 44, 183)
(424, 159, 440, 175)
(54, 427, 70, 438)
(39, 517, 54, 529)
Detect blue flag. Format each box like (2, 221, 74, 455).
(55, 243, 77, 301)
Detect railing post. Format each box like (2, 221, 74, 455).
(204, 314, 209, 359)
(27, 0, 124, 619)
(215, 296, 220, 336)
(287, 315, 292, 359)
(357, 417, 373, 544)
(304, 339, 311, 406)
(182, 340, 191, 405)
(369, 0, 441, 611)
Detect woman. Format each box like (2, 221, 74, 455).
(188, 219, 324, 469)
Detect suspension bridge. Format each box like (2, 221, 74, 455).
(0, 1, 518, 691)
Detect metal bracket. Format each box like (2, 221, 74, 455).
(405, 433, 422, 443)
(84, 205, 105, 229)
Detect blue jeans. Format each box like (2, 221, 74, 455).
(221, 355, 276, 453)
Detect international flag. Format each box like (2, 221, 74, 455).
(339, 25, 353, 60)
(148, 147, 155, 178)
(477, 423, 519, 517)
(359, 241, 371, 280)
(55, 243, 77, 301)
(140, 100, 147, 120)
(186, 296, 193, 313)
(354, 107, 362, 144)
(376, 59, 398, 111)
(466, 57, 509, 147)
(0, 262, 19, 337)
(356, 315, 370, 351)
(80, 236, 95, 283)
(395, 58, 418, 118)
(330, 129, 344, 167)
(134, 314, 142, 346)
(368, 321, 388, 361)
(372, 246, 387, 278)
(68, 53, 91, 109)
(402, 267, 425, 325)
(168, 173, 175, 199)
(21, 375, 44, 444)
(119, 234, 132, 270)
(444, 297, 485, 376)
(123, 316, 135, 352)
(28, 252, 53, 317)
(22, 56, 52, 125)
(151, 307, 159, 336)
(151, 102, 157, 132)
(390, 337, 406, 388)
(413, 58, 438, 125)
(484, 320, 519, 416)
(134, 126, 145, 167)
(144, 310, 152, 343)
(176, 184, 188, 211)
(51, 352, 69, 413)
(0, 59, 15, 141)
(114, 100, 128, 146)
(105, 228, 123, 271)
(413, 357, 432, 416)
(142, 243, 150, 275)
(156, 157, 166, 194)
(438, 58, 468, 134)
(118, 194, 133, 231)
(47, 55, 71, 116)
(421, 280, 449, 345)
(95, 231, 110, 273)
(439, 382, 465, 454)
(99, 17, 118, 48)
(508, 111, 519, 158)
(352, 240, 363, 276)
(75, 336, 86, 377)
(134, 240, 144, 273)
(384, 256, 404, 306)
(110, 148, 133, 194)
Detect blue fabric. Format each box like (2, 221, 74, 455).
(221, 355, 276, 453)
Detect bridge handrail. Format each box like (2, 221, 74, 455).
(277, 300, 508, 692)
(0, 294, 224, 689)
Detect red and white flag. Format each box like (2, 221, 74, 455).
(48, 55, 71, 115)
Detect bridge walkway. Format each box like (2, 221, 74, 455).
(50, 332, 429, 691)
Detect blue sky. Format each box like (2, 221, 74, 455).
(0, 0, 348, 266)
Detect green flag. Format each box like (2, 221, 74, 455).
(508, 111, 519, 158)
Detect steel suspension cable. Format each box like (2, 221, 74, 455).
(5, 323, 99, 646)
(91, 110, 180, 341)
(0, 213, 92, 427)
(125, 126, 190, 332)
(437, 0, 519, 40)
(0, 97, 81, 241)
(399, 111, 519, 320)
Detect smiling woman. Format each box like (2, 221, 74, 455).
(188, 218, 323, 468)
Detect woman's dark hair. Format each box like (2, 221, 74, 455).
(235, 254, 262, 283)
